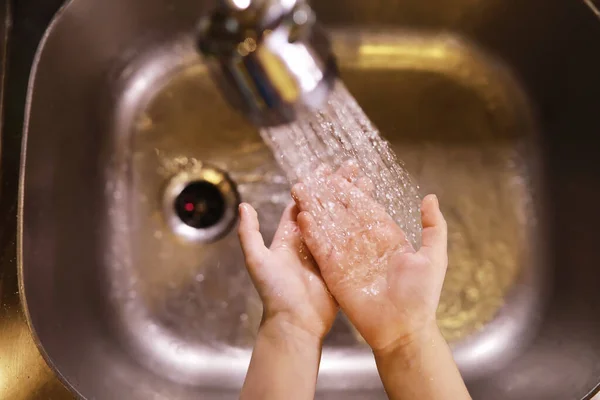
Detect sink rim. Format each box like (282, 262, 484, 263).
(17, 0, 89, 398)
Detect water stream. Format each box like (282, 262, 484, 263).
(260, 81, 423, 250)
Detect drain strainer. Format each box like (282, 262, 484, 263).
(163, 164, 240, 242)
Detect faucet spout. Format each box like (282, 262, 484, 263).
(197, 0, 337, 126)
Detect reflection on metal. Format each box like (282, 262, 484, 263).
(197, 0, 337, 126)
(584, 0, 600, 18)
(0, 0, 9, 156)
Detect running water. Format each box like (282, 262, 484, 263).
(260, 80, 423, 249)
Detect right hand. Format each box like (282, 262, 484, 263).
(291, 164, 449, 353)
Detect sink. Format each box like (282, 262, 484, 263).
(18, 0, 600, 399)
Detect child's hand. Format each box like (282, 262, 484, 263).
(238, 202, 338, 341)
(291, 165, 448, 353)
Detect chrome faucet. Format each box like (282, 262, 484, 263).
(197, 0, 338, 126)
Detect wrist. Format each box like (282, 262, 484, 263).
(258, 316, 324, 351)
(372, 321, 443, 364)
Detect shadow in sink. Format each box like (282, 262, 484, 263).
(18, 0, 600, 399)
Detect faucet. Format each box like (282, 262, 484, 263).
(197, 0, 338, 126)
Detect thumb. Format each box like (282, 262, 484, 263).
(418, 194, 448, 270)
(238, 203, 268, 268)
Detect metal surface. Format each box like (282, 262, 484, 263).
(198, 0, 337, 126)
(0, 0, 73, 399)
(162, 164, 240, 242)
(0, 1, 8, 168)
(8, 1, 600, 400)
(584, 0, 600, 18)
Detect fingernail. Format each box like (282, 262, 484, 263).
(430, 194, 439, 207)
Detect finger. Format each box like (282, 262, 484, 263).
(291, 183, 319, 213)
(314, 164, 333, 179)
(238, 203, 268, 267)
(294, 176, 347, 225)
(299, 164, 332, 185)
(328, 174, 360, 208)
(271, 203, 302, 249)
(328, 174, 413, 251)
(419, 194, 448, 269)
(313, 180, 359, 242)
(336, 160, 360, 182)
(278, 202, 300, 225)
(328, 174, 388, 220)
(292, 182, 341, 248)
(355, 176, 375, 195)
(297, 211, 333, 268)
(336, 160, 376, 196)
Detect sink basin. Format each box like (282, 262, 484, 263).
(19, 0, 600, 399)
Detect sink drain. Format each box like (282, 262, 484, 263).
(175, 181, 226, 229)
(163, 165, 240, 242)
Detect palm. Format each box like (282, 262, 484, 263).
(346, 251, 441, 350)
(292, 166, 447, 351)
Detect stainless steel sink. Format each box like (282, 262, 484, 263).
(18, 0, 600, 399)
